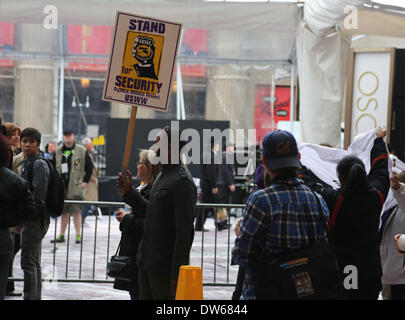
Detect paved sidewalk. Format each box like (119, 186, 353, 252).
(6, 214, 240, 300)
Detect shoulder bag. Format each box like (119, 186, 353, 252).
(106, 240, 136, 282)
(250, 191, 343, 300)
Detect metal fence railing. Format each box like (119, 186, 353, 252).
(10, 200, 246, 288)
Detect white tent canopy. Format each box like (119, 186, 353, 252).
(0, 1, 299, 62)
(1, 0, 405, 145)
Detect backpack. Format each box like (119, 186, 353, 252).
(249, 190, 343, 300)
(27, 156, 65, 218)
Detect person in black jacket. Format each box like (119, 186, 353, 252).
(114, 149, 161, 300)
(196, 138, 221, 231)
(302, 127, 389, 300)
(0, 133, 36, 300)
(117, 126, 197, 300)
(219, 143, 236, 204)
(0, 114, 12, 170)
(19, 127, 51, 300)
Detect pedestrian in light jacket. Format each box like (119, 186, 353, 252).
(380, 170, 405, 300)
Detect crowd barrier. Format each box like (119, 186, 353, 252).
(9, 200, 246, 288)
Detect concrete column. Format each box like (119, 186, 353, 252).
(13, 24, 57, 146)
(205, 31, 255, 144)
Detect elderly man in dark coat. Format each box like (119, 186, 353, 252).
(118, 126, 197, 300)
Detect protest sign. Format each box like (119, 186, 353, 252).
(103, 11, 182, 111)
(102, 11, 182, 170)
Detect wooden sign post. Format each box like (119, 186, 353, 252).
(102, 11, 182, 173)
(122, 105, 138, 173)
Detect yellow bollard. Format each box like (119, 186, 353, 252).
(175, 265, 203, 300)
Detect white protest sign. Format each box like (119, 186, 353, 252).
(103, 11, 182, 112)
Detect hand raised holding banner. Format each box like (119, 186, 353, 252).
(376, 126, 386, 139)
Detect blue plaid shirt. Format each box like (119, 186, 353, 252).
(232, 176, 329, 300)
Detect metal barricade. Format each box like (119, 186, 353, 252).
(10, 200, 245, 288)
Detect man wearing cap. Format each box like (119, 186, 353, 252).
(231, 130, 330, 299)
(117, 126, 197, 300)
(52, 130, 93, 244)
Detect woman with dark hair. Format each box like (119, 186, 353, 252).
(305, 127, 390, 300)
(0, 133, 36, 299)
(3, 122, 23, 297)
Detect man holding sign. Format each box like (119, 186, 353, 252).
(105, 12, 185, 299)
(117, 126, 197, 300)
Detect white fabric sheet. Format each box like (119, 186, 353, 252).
(298, 128, 403, 227)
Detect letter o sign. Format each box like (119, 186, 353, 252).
(355, 113, 377, 134)
(357, 71, 379, 96)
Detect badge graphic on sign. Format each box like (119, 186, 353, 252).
(132, 35, 162, 80)
(102, 12, 182, 112)
(118, 32, 164, 94)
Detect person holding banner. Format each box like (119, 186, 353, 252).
(302, 127, 389, 300)
(115, 149, 162, 300)
(117, 126, 197, 300)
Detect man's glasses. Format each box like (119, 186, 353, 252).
(137, 161, 149, 165)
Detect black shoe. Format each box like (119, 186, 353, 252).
(195, 228, 209, 232)
(217, 223, 231, 231)
(6, 291, 22, 297)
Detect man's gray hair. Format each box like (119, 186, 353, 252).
(82, 137, 92, 146)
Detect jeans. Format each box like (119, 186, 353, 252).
(0, 229, 13, 300)
(21, 222, 49, 300)
(7, 232, 21, 292)
(81, 205, 92, 222)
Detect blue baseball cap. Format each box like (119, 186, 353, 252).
(262, 130, 300, 170)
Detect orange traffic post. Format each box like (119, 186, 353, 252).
(175, 265, 203, 300)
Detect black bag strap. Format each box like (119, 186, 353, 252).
(114, 239, 123, 256)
